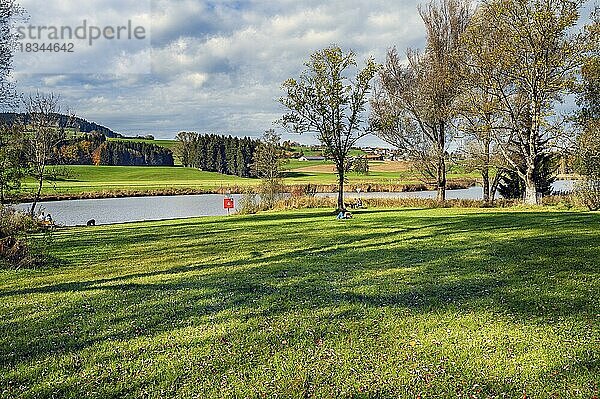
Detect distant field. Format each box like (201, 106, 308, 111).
(289, 146, 366, 158)
(17, 161, 479, 199)
(20, 166, 254, 196)
(283, 160, 477, 186)
(1, 208, 598, 397)
(290, 161, 412, 174)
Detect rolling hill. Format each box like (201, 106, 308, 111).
(0, 112, 122, 138)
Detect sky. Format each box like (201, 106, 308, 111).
(9, 0, 594, 146)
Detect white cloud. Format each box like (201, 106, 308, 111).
(13, 0, 432, 146)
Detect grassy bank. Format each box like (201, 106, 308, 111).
(19, 164, 477, 201)
(0, 208, 598, 397)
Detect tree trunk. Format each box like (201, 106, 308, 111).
(337, 169, 345, 211)
(30, 164, 46, 217)
(482, 134, 491, 203)
(525, 100, 541, 205)
(490, 171, 502, 203)
(436, 153, 446, 202)
(523, 171, 539, 205)
(30, 173, 44, 217)
(436, 122, 446, 202)
(482, 167, 490, 203)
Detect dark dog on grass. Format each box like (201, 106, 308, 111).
(87, 219, 96, 227)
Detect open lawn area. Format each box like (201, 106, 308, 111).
(0, 208, 599, 398)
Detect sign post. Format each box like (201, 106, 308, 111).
(223, 197, 234, 215)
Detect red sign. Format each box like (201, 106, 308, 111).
(223, 198, 234, 209)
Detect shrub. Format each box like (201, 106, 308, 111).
(238, 190, 261, 215)
(575, 179, 600, 211)
(273, 196, 544, 211)
(258, 180, 286, 209)
(289, 184, 318, 198)
(0, 207, 52, 269)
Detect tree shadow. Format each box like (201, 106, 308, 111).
(1, 210, 599, 395)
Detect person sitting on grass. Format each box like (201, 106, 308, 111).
(337, 210, 353, 220)
(38, 213, 54, 229)
(355, 198, 363, 208)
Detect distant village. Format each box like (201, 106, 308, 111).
(285, 142, 406, 162)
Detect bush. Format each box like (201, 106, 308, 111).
(576, 179, 600, 211)
(258, 179, 286, 209)
(238, 190, 261, 215)
(0, 207, 53, 269)
(289, 184, 318, 198)
(274, 196, 525, 210)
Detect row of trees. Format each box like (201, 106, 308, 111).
(54, 133, 174, 167)
(280, 0, 598, 209)
(91, 141, 174, 167)
(54, 133, 107, 165)
(175, 132, 259, 178)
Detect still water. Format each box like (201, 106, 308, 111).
(15, 194, 243, 226)
(316, 180, 574, 200)
(14, 181, 574, 226)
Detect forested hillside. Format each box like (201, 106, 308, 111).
(0, 112, 122, 138)
(54, 133, 174, 166)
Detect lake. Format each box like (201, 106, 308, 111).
(14, 194, 243, 226)
(317, 179, 575, 200)
(14, 181, 574, 226)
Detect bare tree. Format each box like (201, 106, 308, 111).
(252, 129, 286, 181)
(371, 0, 472, 201)
(462, 0, 590, 204)
(455, 82, 508, 203)
(252, 129, 287, 209)
(0, 122, 25, 203)
(0, 0, 22, 110)
(280, 46, 378, 211)
(24, 92, 73, 216)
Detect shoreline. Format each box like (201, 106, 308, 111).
(14, 179, 478, 204)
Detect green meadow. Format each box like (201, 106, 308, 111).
(20, 166, 253, 196)
(19, 164, 478, 198)
(1, 208, 598, 397)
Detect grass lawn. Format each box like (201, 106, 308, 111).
(0, 208, 599, 397)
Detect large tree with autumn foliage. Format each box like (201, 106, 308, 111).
(371, 0, 472, 201)
(462, 0, 591, 204)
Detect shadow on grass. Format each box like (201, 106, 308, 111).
(1, 210, 599, 389)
